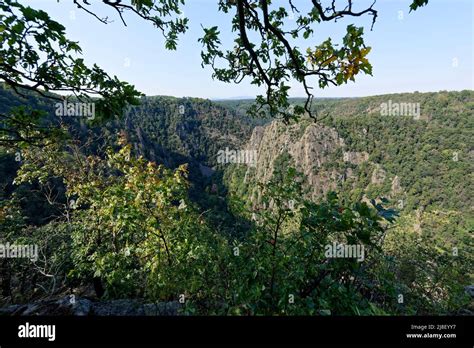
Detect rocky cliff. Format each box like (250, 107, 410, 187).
(233, 119, 373, 203)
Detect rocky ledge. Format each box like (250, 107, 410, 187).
(0, 297, 181, 316)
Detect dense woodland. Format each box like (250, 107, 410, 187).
(0, 85, 472, 315)
(1, 0, 472, 317)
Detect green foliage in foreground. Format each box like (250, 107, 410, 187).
(2, 136, 470, 315)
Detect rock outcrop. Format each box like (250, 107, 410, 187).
(0, 297, 180, 316)
(239, 120, 372, 202)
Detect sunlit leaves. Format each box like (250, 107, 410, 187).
(14, 134, 228, 302)
(306, 26, 373, 88)
(198, 1, 380, 122)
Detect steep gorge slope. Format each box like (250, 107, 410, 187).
(1, 86, 473, 312)
(225, 91, 473, 215)
(1, 86, 472, 223)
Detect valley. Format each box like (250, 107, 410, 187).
(0, 86, 473, 315)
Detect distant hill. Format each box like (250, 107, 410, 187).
(1, 85, 472, 220)
(1, 85, 473, 315)
(225, 90, 474, 212)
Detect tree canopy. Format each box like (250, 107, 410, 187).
(0, 0, 429, 135)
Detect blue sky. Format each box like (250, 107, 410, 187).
(36, 0, 473, 98)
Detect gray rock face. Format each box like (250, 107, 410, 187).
(244, 122, 340, 200)
(390, 175, 403, 195)
(0, 297, 180, 316)
(91, 299, 145, 316)
(371, 164, 386, 185)
(71, 298, 93, 316)
(465, 285, 474, 298)
(0, 297, 91, 316)
(240, 120, 372, 203)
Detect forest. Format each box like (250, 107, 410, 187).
(0, 0, 472, 318)
(0, 86, 472, 315)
